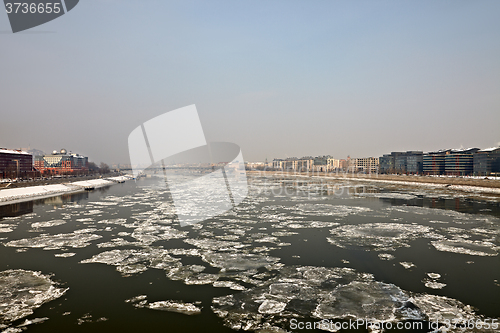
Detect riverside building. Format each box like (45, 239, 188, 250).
(473, 147, 500, 176)
(0, 148, 38, 179)
(444, 148, 480, 176)
(34, 149, 88, 175)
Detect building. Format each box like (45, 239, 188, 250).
(473, 147, 500, 176)
(34, 149, 88, 175)
(297, 157, 314, 172)
(347, 157, 379, 173)
(339, 159, 348, 171)
(327, 157, 340, 171)
(313, 156, 329, 172)
(272, 156, 338, 172)
(444, 148, 479, 176)
(284, 157, 299, 171)
(379, 154, 394, 174)
(272, 159, 285, 170)
(379, 152, 408, 174)
(0, 148, 38, 179)
(406, 151, 423, 174)
(394, 153, 408, 173)
(423, 150, 452, 175)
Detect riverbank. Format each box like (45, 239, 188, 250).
(0, 175, 132, 206)
(0, 173, 125, 189)
(248, 170, 500, 195)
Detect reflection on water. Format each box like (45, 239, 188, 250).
(0, 176, 499, 332)
(0, 201, 33, 219)
(0, 191, 90, 219)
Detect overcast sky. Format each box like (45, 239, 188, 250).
(1, 0, 499, 165)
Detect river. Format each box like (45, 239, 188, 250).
(0, 175, 499, 332)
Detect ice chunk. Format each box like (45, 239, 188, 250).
(431, 239, 499, 256)
(81, 248, 181, 277)
(5, 231, 102, 250)
(399, 262, 416, 269)
(212, 265, 496, 332)
(0, 269, 67, 324)
(31, 220, 66, 229)
(423, 280, 447, 289)
(132, 299, 202, 315)
(54, 252, 76, 258)
(202, 252, 280, 271)
(258, 300, 287, 314)
(378, 253, 395, 260)
(427, 273, 441, 279)
(328, 223, 437, 251)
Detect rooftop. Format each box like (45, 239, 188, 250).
(0, 149, 30, 155)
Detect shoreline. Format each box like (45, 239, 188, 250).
(248, 170, 500, 195)
(0, 175, 132, 206)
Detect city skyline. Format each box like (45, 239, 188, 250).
(1, 1, 499, 165)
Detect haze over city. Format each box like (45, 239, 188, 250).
(1, 1, 499, 165)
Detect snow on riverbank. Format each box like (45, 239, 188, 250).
(326, 176, 500, 195)
(0, 175, 133, 206)
(274, 172, 500, 195)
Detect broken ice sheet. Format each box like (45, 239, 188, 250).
(213, 281, 246, 291)
(212, 265, 496, 332)
(378, 253, 395, 260)
(423, 280, 447, 289)
(76, 313, 108, 325)
(31, 220, 66, 229)
(16, 317, 49, 328)
(427, 273, 441, 279)
(80, 248, 181, 277)
(278, 203, 372, 218)
(431, 239, 499, 257)
(145, 300, 202, 315)
(126, 296, 201, 315)
(0, 269, 67, 325)
(5, 230, 102, 250)
(399, 262, 416, 269)
(202, 252, 280, 271)
(54, 252, 76, 258)
(327, 223, 438, 252)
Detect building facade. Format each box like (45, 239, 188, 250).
(272, 159, 285, 170)
(423, 150, 451, 175)
(34, 149, 88, 175)
(473, 147, 500, 176)
(444, 148, 479, 176)
(0, 149, 38, 179)
(347, 157, 379, 173)
(406, 151, 423, 174)
(379, 154, 395, 174)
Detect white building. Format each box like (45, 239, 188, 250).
(347, 157, 379, 173)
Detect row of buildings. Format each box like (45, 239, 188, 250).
(267, 146, 500, 176)
(379, 148, 500, 176)
(269, 156, 379, 173)
(0, 148, 89, 179)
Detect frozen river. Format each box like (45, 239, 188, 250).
(0, 175, 499, 332)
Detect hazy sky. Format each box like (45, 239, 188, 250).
(1, 0, 499, 165)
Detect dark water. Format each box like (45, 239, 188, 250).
(0, 176, 499, 332)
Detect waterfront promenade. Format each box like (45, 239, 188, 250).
(0, 175, 132, 206)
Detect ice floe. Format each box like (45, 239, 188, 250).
(5, 230, 102, 250)
(212, 265, 497, 332)
(31, 220, 66, 229)
(125, 296, 201, 315)
(327, 223, 438, 251)
(0, 269, 67, 325)
(431, 239, 499, 257)
(399, 262, 416, 269)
